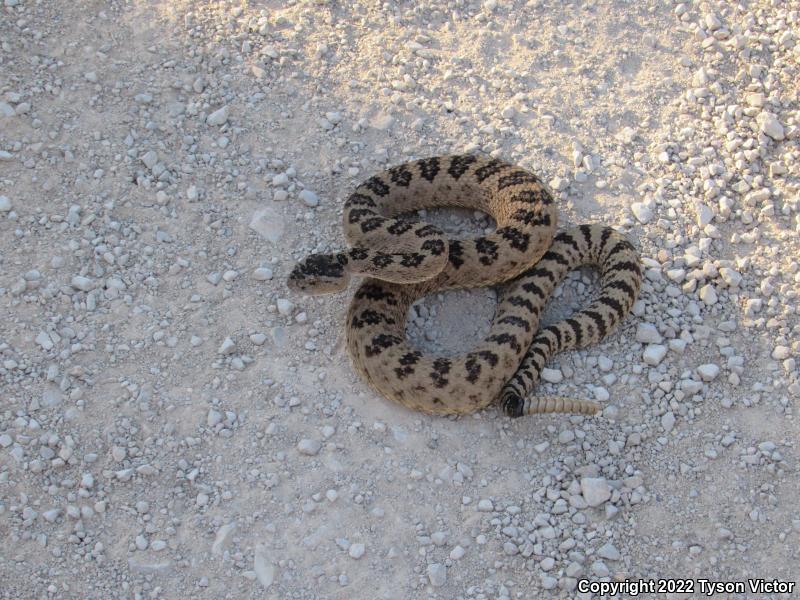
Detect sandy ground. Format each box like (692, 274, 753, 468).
(1, 0, 798, 598)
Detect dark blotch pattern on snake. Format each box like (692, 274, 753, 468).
(288, 155, 642, 417)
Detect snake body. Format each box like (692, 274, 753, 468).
(288, 155, 642, 417)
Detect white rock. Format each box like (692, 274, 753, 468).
(705, 13, 722, 30)
(635, 323, 662, 344)
(772, 346, 791, 360)
(541, 368, 563, 383)
(757, 112, 785, 141)
(42, 508, 61, 523)
(252, 267, 273, 281)
(250, 333, 267, 345)
(427, 563, 447, 587)
(669, 339, 687, 353)
(746, 93, 765, 107)
(431, 532, 448, 546)
(592, 560, 611, 577)
(697, 363, 720, 381)
(0, 434, 12, 448)
(36, 331, 54, 351)
(207, 409, 222, 427)
(254, 544, 275, 589)
(597, 542, 621, 561)
(477, 499, 494, 512)
(141, 150, 158, 169)
(642, 344, 667, 366)
(0, 195, 11, 212)
(695, 202, 714, 227)
(218, 337, 236, 355)
(276, 298, 294, 316)
(580, 477, 611, 507)
(71, 276, 94, 291)
(631, 202, 653, 224)
(206, 105, 229, 126)
(297, 438, 322, 456)
(272, 173, 289, 187)
(661, 411, 676, 432)
(348, 543, 365, 559)
(719, 267, 741, 287)
(699, 284, 718, 305)
(667, 268, 686, 282)
(298, 190, 319, 207)
(745, 298, 762, 315)
(449, 545, 465, 560)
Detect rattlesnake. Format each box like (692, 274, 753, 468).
(288, 155, 642, 417)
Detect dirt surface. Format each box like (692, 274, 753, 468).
(1, 1, 798, 598)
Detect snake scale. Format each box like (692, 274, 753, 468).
(288, 155, 642, 417)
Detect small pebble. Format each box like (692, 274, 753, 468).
(541, 368, 563, 383)
(277, 299, 295, 316)
(643, 344, 667, 366)
(71, 276, 94, 291)
(661, 411, 676, 432)
(207, 105, 229, 126)
(218, 337, 236, 355)
(597, 542, 621, 561)
(297, 439, 322, 456)
(427, 563, 447, 587)
(348, 543, 365, 559)
(697, 363, 720, 381)
(631, 202, 653, 224)
(252, 268, 274, 281)
(635, 323, 662, 344)
(298, 190, 319, 207)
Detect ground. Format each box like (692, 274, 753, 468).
(0, 0, 798, 599)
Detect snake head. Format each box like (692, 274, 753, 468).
(287, 253, 350, 295)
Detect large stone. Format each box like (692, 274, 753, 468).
(757, 112, 784, 141)
(580, 477, 611, 507)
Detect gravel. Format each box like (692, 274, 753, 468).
(0, 1, 797, 598)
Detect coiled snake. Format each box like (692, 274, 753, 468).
(288, 155, 642, 417)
